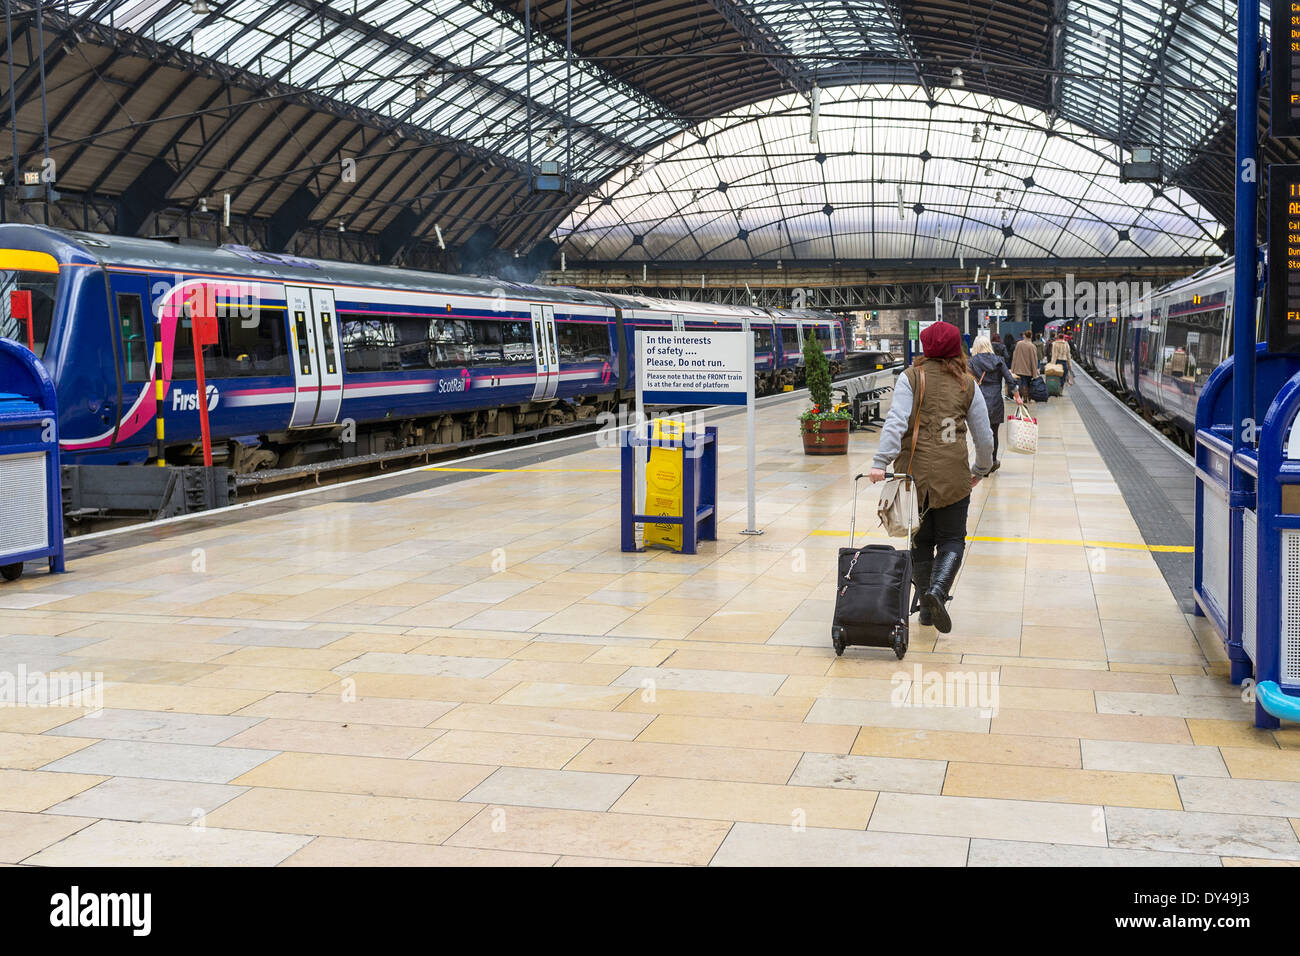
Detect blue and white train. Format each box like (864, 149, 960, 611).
(0, 225, 847, 471)
(1069, 258, 1249, 451)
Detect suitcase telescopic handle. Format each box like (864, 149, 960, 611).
(849, 472, 916, 545)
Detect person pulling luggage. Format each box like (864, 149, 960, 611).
(869, 321, 993, 634)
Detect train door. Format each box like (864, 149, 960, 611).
(286, 285, 321, 427)
(530, 303, 560, 401)
(308, 287, 343, 425)
(672, 313, 685, 331)
(109, 275, 152, 444)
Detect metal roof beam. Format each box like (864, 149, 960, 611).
(1115, 0, 1193, 148)
(699, 0, 813, 95)
(31, 6, 597, 192)
(285, 0, 642, 164)
(876, 0, 930, 98)
(474, 0, 686, 123)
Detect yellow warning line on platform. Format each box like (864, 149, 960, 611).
(809, 530, 1193, 554)
(422, 466, 620, 473)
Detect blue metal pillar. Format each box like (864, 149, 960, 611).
(1233, 0, 1272, 722)
(1233, 0, 1259, 481)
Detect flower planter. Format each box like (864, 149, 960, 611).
(801, 418, 849, 455)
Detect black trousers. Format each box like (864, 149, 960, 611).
(912, 493, 971, 563)
(990, 419, 1001, 460)
(1018, 374, 1033, 397)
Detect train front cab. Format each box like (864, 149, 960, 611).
(0, 228, 146, 465)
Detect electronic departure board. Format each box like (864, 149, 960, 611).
(1275, 0, 1300, 137)
(1268, 165, 1300, 352)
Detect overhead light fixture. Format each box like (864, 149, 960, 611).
(896, 185, 905, 220)
(974, 266, 980, 283)
(434, 224, 445, 250)
(951, 67, 964, 88)
(198, 197, 207, 213)
(971, 126, 981, 144)
(1001, 258, 1008, 268)
(545, 130, 556, 148)
(223, 192, 230, 226)
(959, 255, 964, 269)
(560, 251, 566, 271)
(809, 85, 821, 143)
(191, 0, 213, 14)
(414, 79, 428, 102)
(338, 220, 345, 233)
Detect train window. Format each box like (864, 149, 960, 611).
(339, 314, 401, 372)
(501, 321, 536, 364)
(0, 270, 56, 357)
(556, 321, 610, 362)
(211, 308, 292, 378)
(171, 313, 195, 379)
(781, 326, 800, 350)
(753, 327, 773, 352)
(472, 320, 503, 363)
(430, 318, 473, 368)
(292, 311, 312, 375)
(116, 294, 149, 383)
(318, 312, 338, 376)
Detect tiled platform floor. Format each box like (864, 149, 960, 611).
(1, 387, 1294, 866)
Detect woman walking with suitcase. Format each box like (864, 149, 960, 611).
(968, 336, 1022, 473)
(869, 322, 994, 634)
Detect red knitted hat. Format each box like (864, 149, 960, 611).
(920, 321, 961, 358)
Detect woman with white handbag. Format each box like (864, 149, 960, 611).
(868, 322, 993, 634)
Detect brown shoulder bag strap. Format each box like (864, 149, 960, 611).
(904, 368, 924, 474)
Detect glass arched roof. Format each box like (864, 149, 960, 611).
(554, 85, 1224, 263)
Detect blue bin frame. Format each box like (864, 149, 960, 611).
(0, 337, 65, 578)
(620, 426, 718, 555)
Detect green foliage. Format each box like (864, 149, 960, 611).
(803, 332, 833, 411)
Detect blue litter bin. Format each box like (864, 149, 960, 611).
(0, 337, 65, 581)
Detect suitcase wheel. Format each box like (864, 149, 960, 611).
(892, 627, 908, 660)
(831, 626, 845, 657)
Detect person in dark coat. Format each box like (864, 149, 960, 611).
(1001, 332, 1016, 356)
(968, 336, 1022, 471)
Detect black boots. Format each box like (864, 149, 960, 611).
(921, 551, 962, 634)
(911, 560, 933, 626)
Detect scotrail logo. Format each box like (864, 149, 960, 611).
(172, 384, 219, 412)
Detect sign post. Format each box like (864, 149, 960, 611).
(185, 301, 219, 468)
(635, 329, 758, 538)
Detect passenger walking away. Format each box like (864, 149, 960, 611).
(1050, 333, 1071, 388)
(969, 336, 1022, 472)
(870, 321, 993, 634)
(1010, 330, 1039, 401)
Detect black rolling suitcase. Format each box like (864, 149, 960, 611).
(830, 472, 914, 659)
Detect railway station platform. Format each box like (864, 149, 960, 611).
(1, 384, 1296, 867)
